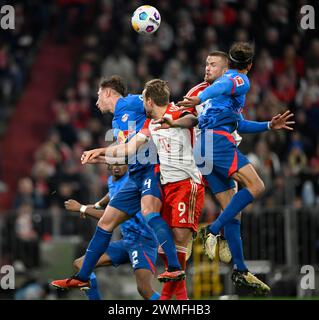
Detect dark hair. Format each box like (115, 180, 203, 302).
(208, 51, 229, 66)
(229, 42, 254, 70)
(99, 75, 127, 96)
(144, 79, 170, 106)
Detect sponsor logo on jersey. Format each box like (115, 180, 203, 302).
(234, 76, 244, 87)
(121, 113, 129, 122)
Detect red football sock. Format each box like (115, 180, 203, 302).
(159, 252, 175, 300)
(174, 248, 188, 300)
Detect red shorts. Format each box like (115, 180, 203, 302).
(161, 178, 204, 232)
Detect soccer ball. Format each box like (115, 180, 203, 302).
(131, 5, 161, 34)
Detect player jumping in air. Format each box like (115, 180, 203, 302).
(51, 76, 185, 290)
(157, 43, 294, 295)
(53, 164, 160, 300)
(84, 79, 205, 299)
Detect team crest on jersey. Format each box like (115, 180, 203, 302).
(234, 76, 244, 87)
(121, 113, 129, 122)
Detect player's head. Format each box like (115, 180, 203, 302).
(97, 75, 127, 113)
(228, 42, 254, 72)
(108, 164, 128, 179)
(142, 79, 170, 118)
(205, 51, 229, 83)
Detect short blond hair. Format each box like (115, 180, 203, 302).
(144, 79, 170, 106)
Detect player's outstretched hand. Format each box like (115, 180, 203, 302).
(269, 110, 295, 130)
(81, 148, 105, 164)
(176, 96, 200, 108)
(153, 116, 176, 130)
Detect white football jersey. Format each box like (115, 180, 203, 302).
(137, 103, 202, 185)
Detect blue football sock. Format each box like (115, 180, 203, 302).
(149, 292, 161, 300)
(85, 273, 102, 300)
(145, 212, 181, 270)
(224, 219, 248, 272)
(77, 226, 112, 281)
(209, 188, 254, 235)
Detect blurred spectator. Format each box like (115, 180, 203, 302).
(14, 203, 39, 268)
(14, 177, 44, 209)
(288, 146, 308, 176)
(247, 139, 281, 190)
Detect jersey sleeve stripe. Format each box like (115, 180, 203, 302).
(186, 82, 209, 97)
(229, 77, 236, 95)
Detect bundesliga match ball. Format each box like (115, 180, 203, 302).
(131, 5, 161, 34)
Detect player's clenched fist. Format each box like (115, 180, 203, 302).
(64, 199, 81, 212)
(64, 199, 87, 219)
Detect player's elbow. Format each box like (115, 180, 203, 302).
(190, 117, 198, 127)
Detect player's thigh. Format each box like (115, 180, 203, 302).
(128, 242, 157, 274)
(231, 163, 265, 197)
(140, 167, 162, 215)
(108, 176, 142, 216)
(141, 195, 162, 215)
(98, 205, 130, 231)
(172, 227, 193, 247)
(73, 253, 113, 271)
(106, 241, 131, 267)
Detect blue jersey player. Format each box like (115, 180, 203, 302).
(158, 43, 293, 295)
(55, 164, 160, 300)
(52, 76, 184, 290)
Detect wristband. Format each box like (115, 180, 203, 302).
(267, 121, 271, 130)
(80, 205, 87, 213)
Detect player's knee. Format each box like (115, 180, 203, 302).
(97, 217, 115, 231)
(249, 179, 265, 197)
(141, 207, 152, 216)
(174, 233, 188, 247)
(173, 228, 192, 247)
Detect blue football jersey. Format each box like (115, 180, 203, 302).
(112, 94, 155, 173)
(198, 69, 250, 132)
(107, 174, 157, 244)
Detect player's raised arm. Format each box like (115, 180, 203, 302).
(153, 113, 198, 130)
(105, 134, 148, 158)
(176, 78, 233, 108)
(237, 110, 295, 133)
(81, 148, 106, 164)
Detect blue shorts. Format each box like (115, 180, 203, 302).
(194, 130, 249, 194)
(109, 166, 162, 216)
(106, 239, 157, 273)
